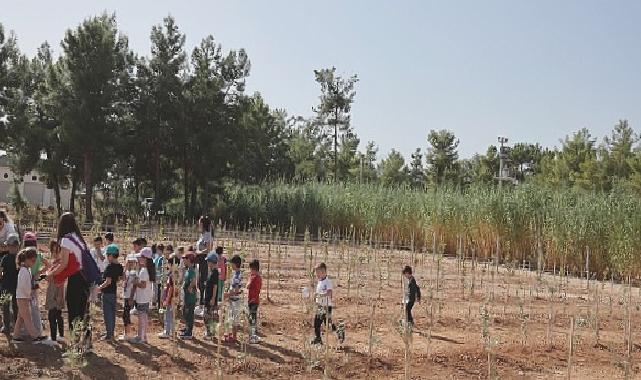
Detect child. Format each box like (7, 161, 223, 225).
(130, 247, 154, 344)
(12, 248, 45, 343)
(1, 233, 20, 334)
(195, 216, 213, 317)
(157, 274, 175, 339)
(23, 232, 45, 337)
(402, 266, 421, 327)
(118, 254, 138, 341)
(216, 246, 226, 304)
(90, 235, 106, 303)
(224, 255, 242, 344)
(45, 241, 65, 343)
(99, 244, 123, 341)
(179, 251, 197, 340)
(247, 259, 262, 344)
(312, 262, 345, 345)
(105, 232, 114, 246)
(154, 244, 168, 310)
(203, 251, 219, 340)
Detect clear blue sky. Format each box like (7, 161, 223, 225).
(3, 0, 641, 159)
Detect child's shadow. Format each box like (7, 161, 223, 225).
(82, 354, 127, 380)
(115, 343, 164, 372)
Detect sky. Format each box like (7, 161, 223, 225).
(3, 0, 641, 159)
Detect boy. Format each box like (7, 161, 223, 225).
(0, 233, 20, 334)
(312, 262, 345, 345)
(105, 232, 114, 246)
(216, 246, 226, 303)
(247, 259, 262, 344)
(224, 255, 242, 344)
(99, 244, 123, 340)
(179, 251, 197, 340)
(203, 251, 219, 340)
(402, 266, 421, 327)
(90, 236, 106, 303)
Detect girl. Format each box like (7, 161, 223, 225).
(178, 251, 197, 340)
(119, 254, 138, 341)
(46, 241, 65, 343)
(12, 248, 45, 343)
(195, 216, 213, 316)
(130, 248, 155, 344)
(48, 213, 90, 347)
(157, 274, 175, 339)
(24, 232, 46, 338)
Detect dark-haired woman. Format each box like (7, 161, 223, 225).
(195, 216, 213, 316)
(48, 213, 90, 337)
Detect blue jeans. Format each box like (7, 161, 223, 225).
(164, 305, 174, 334)
(102, 293, 117, 338)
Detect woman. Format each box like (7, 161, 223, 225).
(48, 213, 89, 333)
(0, 210, 16, 254)
(195, 216, 213, 316)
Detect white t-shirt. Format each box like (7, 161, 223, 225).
(60, 233, 85, 269)
(315, 276, 333, 307)
(16, 266, 32, 299)
(196, 231, 212, 252)
(90, 248, 107, 272)
(134, 267, 153, 304)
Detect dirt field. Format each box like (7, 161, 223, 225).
(1, 237, 640, 379)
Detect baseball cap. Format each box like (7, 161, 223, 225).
(105, 244, 120, 256)
(206, 251, 219, 263)
(135, 246, 153, 259)
(5, 233, 19, 246)
(23, 232, 37, 242)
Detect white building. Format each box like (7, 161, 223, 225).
(0, 154, 72, 209)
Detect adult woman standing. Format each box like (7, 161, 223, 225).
(48, 213, 89, 331)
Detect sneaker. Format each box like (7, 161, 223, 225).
(310, 337, 322, 345)
(249, 335, 260, 344)
(10, 336, 24, 344)
(178, 333, 193, 340)
(56, 336, 65, 344)
(131, 307, 139, 316)
(100, 334, 114, 341)
(128, 336, 143, 344)
(117, 335, 127, 341)
(157, 331, 169, 339)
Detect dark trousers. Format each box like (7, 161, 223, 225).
(2, 291, 17, 332)
(48, 308, 64, 340)
(314, 306, 336, 340)
(122, 299, 132, 326)
(102, 293, 116, 338)
(249, 303, 259, 334)
(184, 302, 195, 335)
(66, 273, 89, 330)
(198, 280, 206, 306)
(405, 301, 415, 324)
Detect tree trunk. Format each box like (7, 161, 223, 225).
(53, 174, 62, 217)
(183, 160, 190, 220)
(154, 144, 161, 214)
(83, 151, 93, 223)
(189, 180, 198, 218)
(70, 169, 78, 214)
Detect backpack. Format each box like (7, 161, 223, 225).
(66, 233, 101, 284)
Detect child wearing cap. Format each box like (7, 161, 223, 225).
(45, 240, 65, 343)
(119, 253, 138, 341)
(130, 247, 155, 344)
(179, 251, 197, 340)
(157, 273, 175, 339)
(99, 244, 123, 340)
(203, 251, 219, 340)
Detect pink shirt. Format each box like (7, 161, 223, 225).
(218, 256, 226, 280)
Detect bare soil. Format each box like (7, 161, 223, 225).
(1, 238, 639, 379)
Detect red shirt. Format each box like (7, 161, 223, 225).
(247, 273, 262, 305)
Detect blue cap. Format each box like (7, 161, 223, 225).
(206, 251, 219, 263)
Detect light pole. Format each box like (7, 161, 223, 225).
(497, 136, 509, 190)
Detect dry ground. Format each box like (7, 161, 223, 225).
(1, 236, 640, 379)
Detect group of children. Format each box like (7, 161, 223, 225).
(0, 213, 423, 349)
